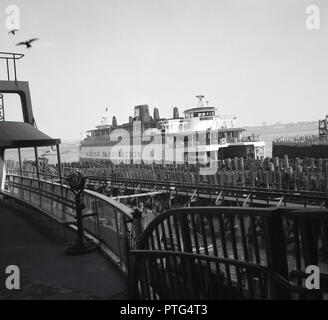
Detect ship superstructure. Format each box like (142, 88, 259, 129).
(79, 96, 265, 163)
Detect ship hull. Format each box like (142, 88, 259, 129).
(79, 141, 265, 163)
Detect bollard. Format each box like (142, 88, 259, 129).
(239, 157, 244, 171)
(264, 172, 270, 189)
(226, 158, 232, 170)
(273, 157, 280, 169)
(310, 158, 315, 171)
(283, 155, 289, 169)
(233, 157, 238, 171)
(232, 172, 237, 186)
(277, 171, 282, 189)
(240, 171, 245, 186)
(295, 157, 301, 167)
(303, 176, 310, 191)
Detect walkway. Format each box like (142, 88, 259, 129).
(0, 201, 127, 300)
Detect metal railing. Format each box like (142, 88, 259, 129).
(7, 168, 328, 210)
(131, 206, 328, 299)
(88, 176, 328, 208)
(3, 170, 328, 299)
(0, 93, 4, 121)
(129, 250, 309, 300)
(3, 172, 134, 273)
(0, 52, 24, 82)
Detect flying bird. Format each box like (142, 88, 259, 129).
(8, 29, 19, 35)
(16, 38, 39, 48)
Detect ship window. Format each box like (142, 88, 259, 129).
(184, 136, 188, 147)
(206, 132, 210, 144)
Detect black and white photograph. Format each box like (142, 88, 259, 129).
(0, 0, 328, 305)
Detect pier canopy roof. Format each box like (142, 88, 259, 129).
(0, 121, 60, 149)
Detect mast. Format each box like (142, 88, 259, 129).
(196, 95, 205, 107)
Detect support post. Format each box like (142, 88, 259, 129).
(0, 149, 5, 191)
(34, 146, 40, 182)
(133, 208, 144, 247)
(263, 209, 290, 299)
(18, 148, 23, 198)
(18, 148, 22, 177)
(56, 143, 63, 186)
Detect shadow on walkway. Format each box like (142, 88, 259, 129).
(0, 201, 127, 300)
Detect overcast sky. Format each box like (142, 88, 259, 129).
(1, 0, 327, 140)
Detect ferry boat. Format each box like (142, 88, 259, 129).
(79, 96, 265, 163)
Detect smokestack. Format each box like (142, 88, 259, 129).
(112, 116, 117, 127)
(135, 105, 150, 122)
(173, 107, 179, 119)
(153, 107, 160, 120)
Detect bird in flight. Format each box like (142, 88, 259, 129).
(16, 38, 39, 48)
(8, 29, 19, 35)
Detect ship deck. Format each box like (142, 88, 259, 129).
(0, 202, 127, 300)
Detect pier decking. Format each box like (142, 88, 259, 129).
(0, 202, 127, 300)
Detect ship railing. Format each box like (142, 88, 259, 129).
(223, 135, 261, 143)
(240, 135, 261, 143)
(219, 115, 236, 120)
(3, 170, 134, 274)
(0, 52, 24, 82)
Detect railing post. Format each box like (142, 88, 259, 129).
(34, 146, 40, 182)
(34, 146, 42, 206)
(299, 218, 323, 299)
(178, 212, 197, 298)
(13, 53, 17, 82)
(325, 162, 328, 207)
(132, 208, 144, 247)
(56, 143, 63, 186)
(0, 149, 5, 191)
(263, 209, 291, 299)
(6, 58, 10, 81)
(17, 148, 22, 177)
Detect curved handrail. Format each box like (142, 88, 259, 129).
(129, 249, 308, 299)
(136, 206, 277, 251)
(84, 188, 133, 220)
(0, 52, 24, 59)
(131, 249, 307, 292)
